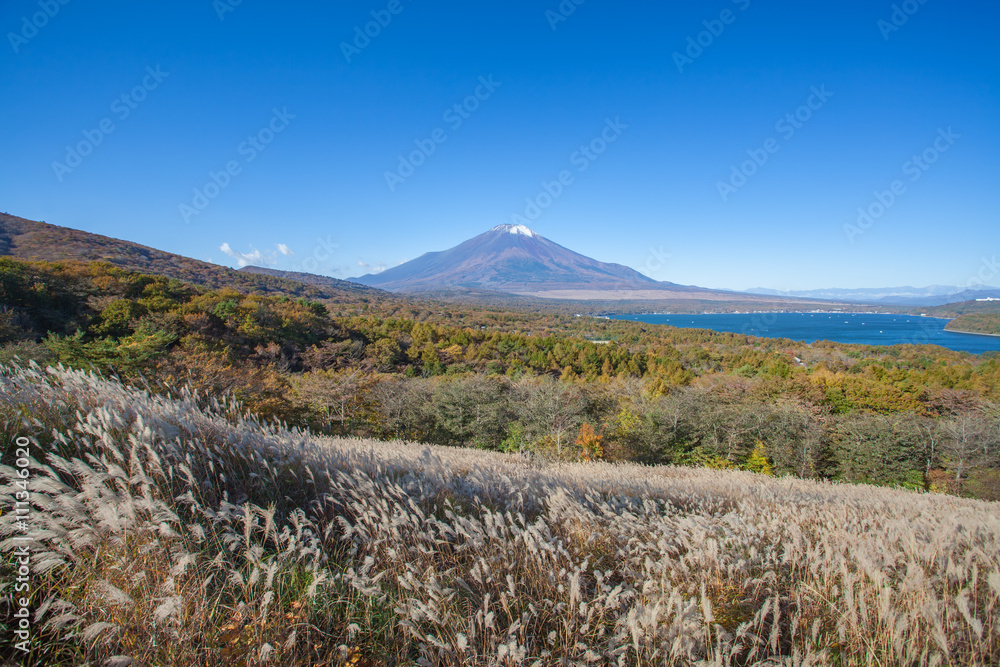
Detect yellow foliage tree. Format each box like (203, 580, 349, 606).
(575, 422, 603, 461)
(744, 441, 775, 476)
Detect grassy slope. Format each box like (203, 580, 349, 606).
(2, 363, 998, 666)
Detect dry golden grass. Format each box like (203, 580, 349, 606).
(1, 362, 998, 665)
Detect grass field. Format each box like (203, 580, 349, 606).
(1, 362, 998, 665)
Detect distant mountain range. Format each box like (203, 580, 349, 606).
(746, 285, 1000, 307)
(3, 211, 990, 311)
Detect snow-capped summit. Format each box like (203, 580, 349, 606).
(491, 223, 535, 238)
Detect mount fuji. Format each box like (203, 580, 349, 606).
(350, 224, 714, 299)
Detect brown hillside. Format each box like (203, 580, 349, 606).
(0, 212, 385, 303)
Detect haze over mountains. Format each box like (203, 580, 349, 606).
(349, 224, 996, 309)
(747, 285, 1000, 307)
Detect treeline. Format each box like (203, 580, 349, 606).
(294, 370, 1000, 497)
(2, 257, 999, 498)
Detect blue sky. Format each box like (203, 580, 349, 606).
(1, 0, 998, 291)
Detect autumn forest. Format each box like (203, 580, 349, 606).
(2, 257, 998, 500)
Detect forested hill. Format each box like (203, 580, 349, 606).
(3, 255, 1000, 501)
(2, 216, 999, 502)
(240, 265, 378, 292)
(946, 313, 1000, 336)
(0, 212, 384, 303)
(918, 298, 1000, 319)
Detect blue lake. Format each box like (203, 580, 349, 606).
(610, 312, 1000, 355)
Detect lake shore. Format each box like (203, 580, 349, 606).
(611, 312, 1000, 354)
(945, 327, 1000, 338)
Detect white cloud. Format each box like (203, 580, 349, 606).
(219, 242, 296, 268)
(220, 242, 274, 268)
(356, 258, 387, 274)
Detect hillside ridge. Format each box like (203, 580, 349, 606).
(0, 212, 384, 301)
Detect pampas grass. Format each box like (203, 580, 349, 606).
(1, 361, 998, 665)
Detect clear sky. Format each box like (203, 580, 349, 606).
(2, 0, 998, 291)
